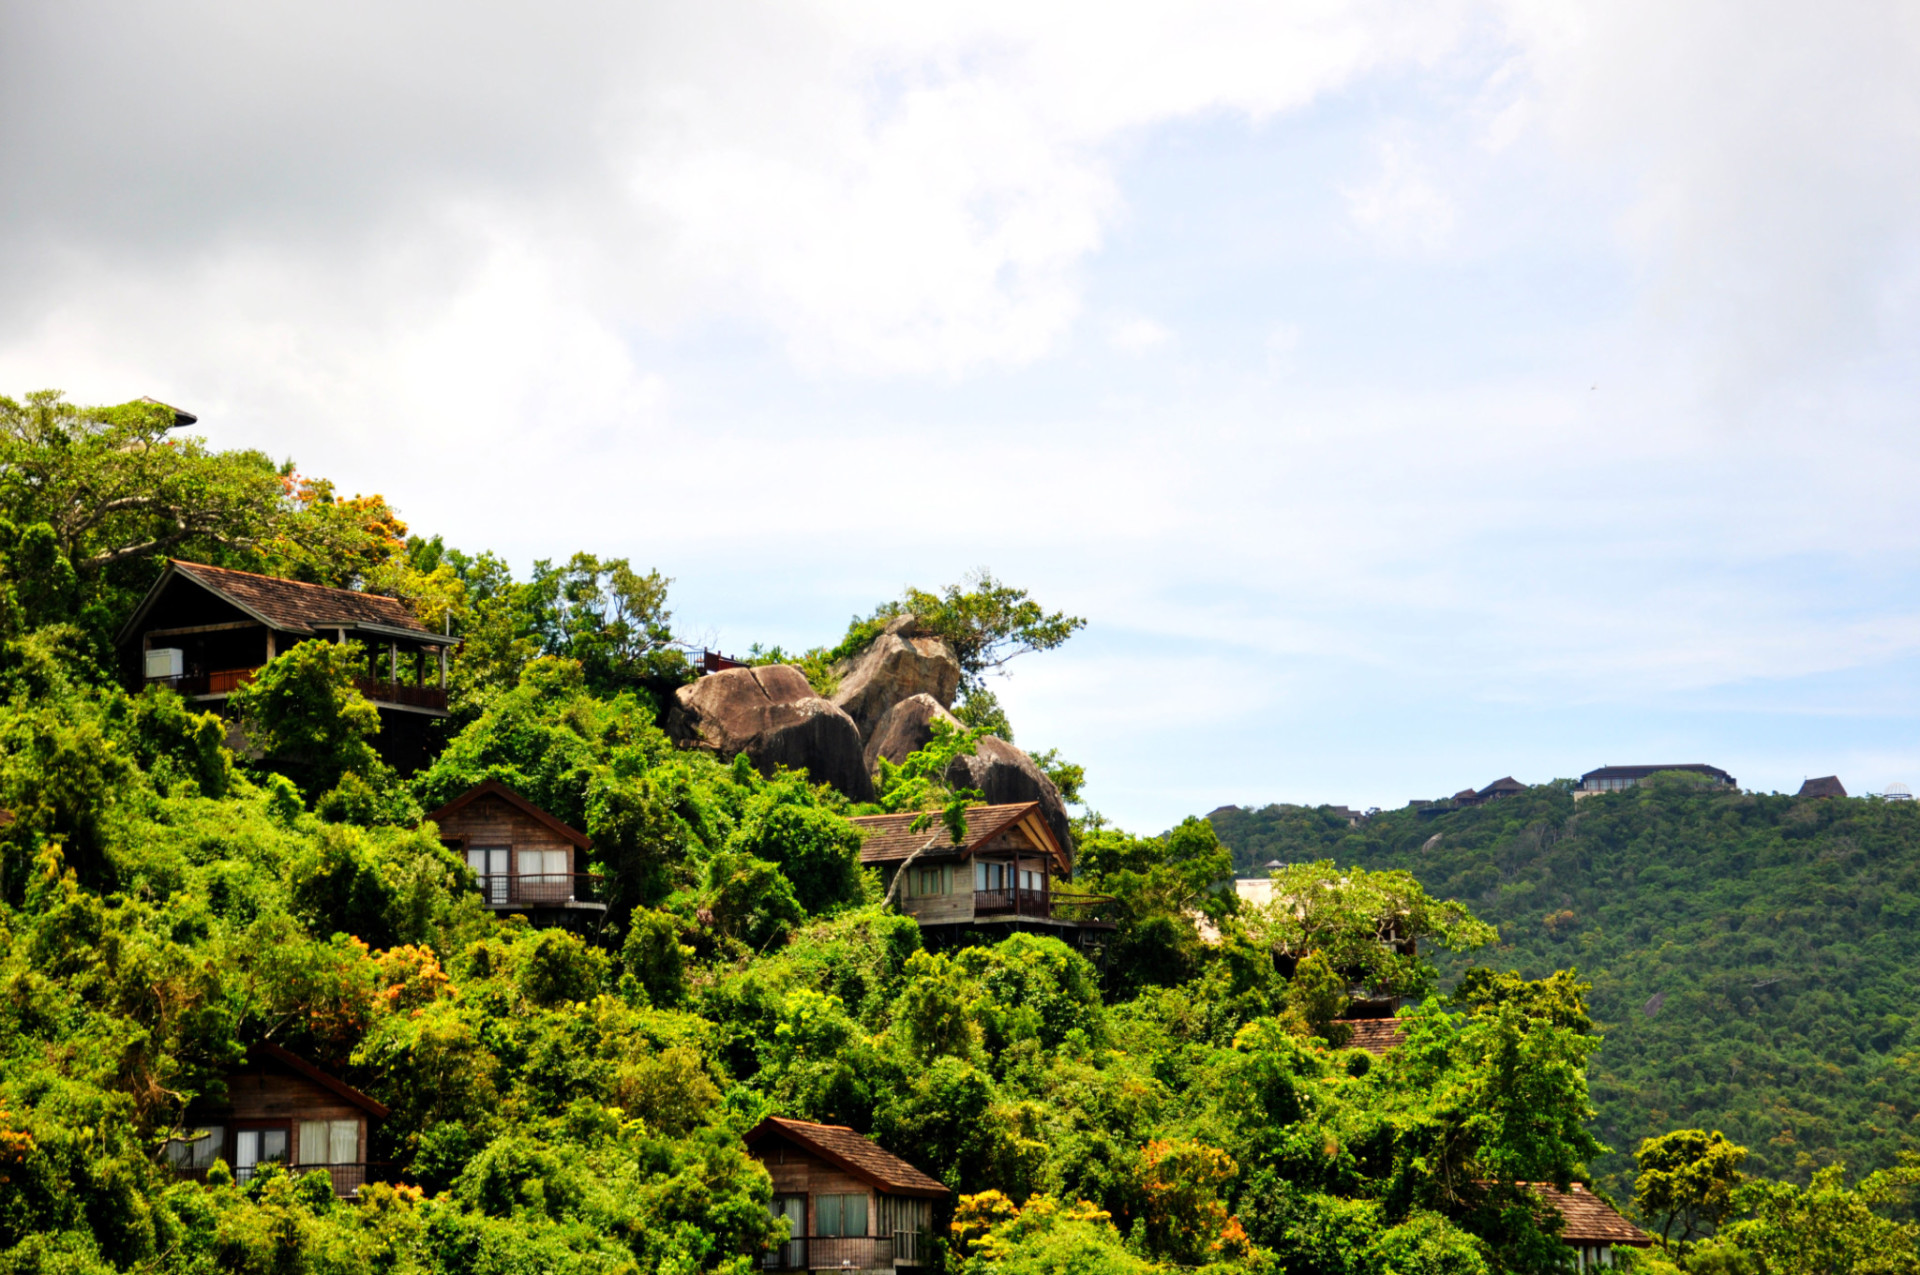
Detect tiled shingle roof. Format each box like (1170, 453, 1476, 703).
(170, 561, 434, 637)
(847, 803, 1042, 865)
(1334, 1018, 1406, 1055)
(1524, 1183, 1651, 1245)
(746, 1117, 948, 1197)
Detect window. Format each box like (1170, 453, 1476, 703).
(468, 847, 509, 903)
(815, 1193, 868, 1237)
(910, 865, 948, 897)
(519, 848, 568, 883)
(299, 1119, 359, 1165)
(974, 862, 1006, 891)
(165, 1125, 224, 1170)
(235, 1127, 289, 1177)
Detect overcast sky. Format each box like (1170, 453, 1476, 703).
(4, 1, 1919, 829)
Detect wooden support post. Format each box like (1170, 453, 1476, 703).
(388, 643, 397, 684)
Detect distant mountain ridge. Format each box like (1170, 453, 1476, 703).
(1208, 779, 1920, 1196)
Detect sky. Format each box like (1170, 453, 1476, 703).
(3, 1, 1919, 830)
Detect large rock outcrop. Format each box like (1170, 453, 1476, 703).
(831, 616, 961, 741)
(946, 735, 1073, 856)
(863, 693, 964, 773)
(669, 665, 872, 801)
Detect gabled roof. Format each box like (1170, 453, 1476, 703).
(745, 1117, 948, 1198)
(116, 560, 443, 647)
(847, 802, 1065, 870)
(1797, 775, 1847, 799)
(1334, 1018, 1406, 1056)
(1523, 1183, 1651, 1245)
(425, 780, 591, 850)
(251, 1042, 389, 1119)
(1480, 777, 1525, 794)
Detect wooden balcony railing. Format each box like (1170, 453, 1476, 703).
(472, 873, 601, 908)
(174, 1161, 372, 1197)
(150, 668, 445, 711)
(760, 1235, 898, 1271)
(352, 677, 447, 711)
(973, 889, 1115, 922)
(151, 667, 257, 697)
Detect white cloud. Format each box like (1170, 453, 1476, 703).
(5, 1, 1920, 825)
(1343, 136, 1458, 252)
(1105, 314, 1174, 353)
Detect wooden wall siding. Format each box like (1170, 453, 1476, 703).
(436, 796, 576, 868)
(756, 1143, 877, 1235)
(903, 889, 973, 924)
(206, 1067, 365, 1126)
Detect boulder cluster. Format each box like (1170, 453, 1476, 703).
(665, 615, 1072, 847)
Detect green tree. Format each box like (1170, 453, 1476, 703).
(0, 392, 286, 582)
(228, 640, 382, 798)
(898, 570, 1086, 690)
(1717, 1161, 1920, 1275)
(1633, 1129, 1749, 1251)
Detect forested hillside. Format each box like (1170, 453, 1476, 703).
(1210, 782, 1920, 1196)
(1, 390, 1915, 1274)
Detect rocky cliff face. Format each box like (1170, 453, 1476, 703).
(863, 692, 963, 772)
(829, 615, 961, 740)
(667, 619, 1073, 853)
(946, 734, 1073, 856)
(667, 665, 872, 801)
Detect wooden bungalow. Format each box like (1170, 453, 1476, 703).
(745, 1117, 947, 1272)
(1458, 776, 1525, 807)
(114, 560, 457, 772)
(425, 781, 606, 930)
(1524, 1183, 1652, 1269)
(847, 802, 1112, 955)
(1796, 775, 1847, 799)
(164, 1042, 387, 1197)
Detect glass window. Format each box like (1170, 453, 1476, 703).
(236, 1128, 288, 1173)
(329, 1119, 357, 1165)
(816, 1193, 868, 1237)
(299, 1120, 358, 1164)
(167, 1125, 223, 1170)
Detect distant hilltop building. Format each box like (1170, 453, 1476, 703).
(1882, 782, 1913, 801)
(1455, 777, 1525, 807)
(1576, 764, 1736, 797)
(1795, 776, 1847, 799)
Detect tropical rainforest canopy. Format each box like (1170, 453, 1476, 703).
(0, 391, 1913, 1275)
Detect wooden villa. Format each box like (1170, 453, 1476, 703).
(1524, 1183, 1652, 1269)
(848, 802, 1112, 955)
(745, 1117, 947, 1272)
(425, 781, 606, 929)
(115, 560, 456, 771)
(164, 1042, 387, 1197)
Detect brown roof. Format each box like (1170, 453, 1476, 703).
(1334, 1018, 1406, 1055)
(120, 560, 438, 644)
(847, 802, 1064, 869)
(1796, 775, 1847, 799)
(745, 1117, 948, 1198)
(425, 780, 591, 850)
(1524, 1183, 1651, 1245)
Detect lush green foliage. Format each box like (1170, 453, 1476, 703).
(1210, 781, 1920, 1197)
(0, 393, 1904, 1272)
